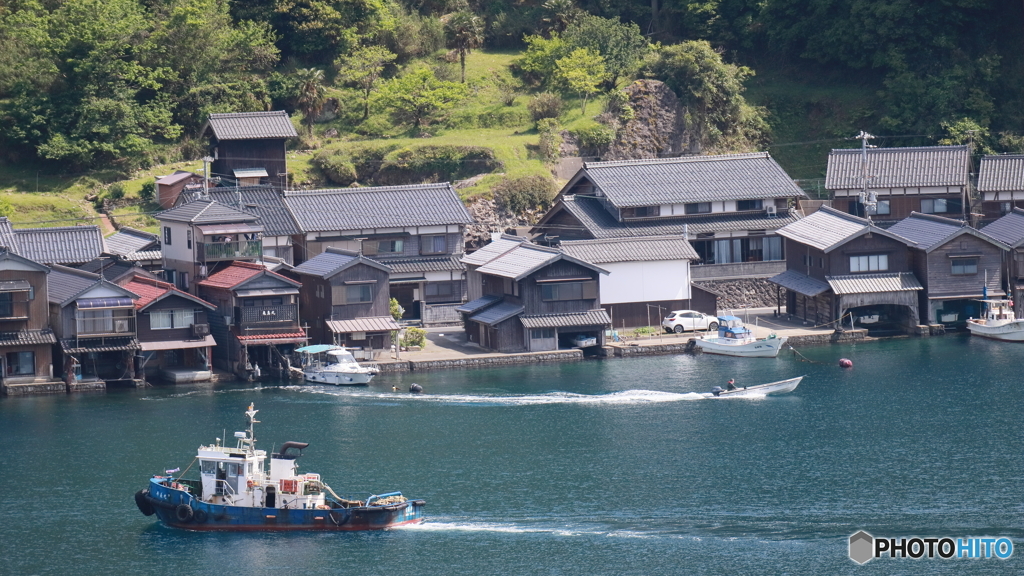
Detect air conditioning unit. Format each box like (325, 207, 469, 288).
(114, 319, 130, 333)
(766, 205, 778, 217)
(192, 323, 210, 337)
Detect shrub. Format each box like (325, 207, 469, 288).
(401, 327, 427, 348)
(139, 179, 156, 203)
(389, 298, 405, 321)
(571, 123, 615, 150)
(313, 151, 358, 185)
(528, 92, 563, 122)
(374, 145, 502, 186)
(107, 182, 126, 200)
(493, 174, 557, 217)
(537, 118, 563, 162)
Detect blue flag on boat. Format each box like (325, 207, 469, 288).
(165, 467, 180, 475)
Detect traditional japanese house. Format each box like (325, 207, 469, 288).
(976, 208, 1024, 317)
(197, 261, 305, 379)
(155, 199, 263, 292)
(292, 248, 401, 356)
(530, 153, 805, 282)
(200, 185, 301, 265)
(769, 206, 923, 333)
(201, 111, 297, 188)
(826, 145, 970, 222)
(0, 250, 63, 396)
(977, 154, 1024, 222)
(119, 273, 217, 383)
(887, 212, 1006, 326)
(104, 226, 160, 257)
(282, 183, 474, 324)
(457, 242, 610, 353)
(5, 222, 106, 266)
(48, 265, 141, 390)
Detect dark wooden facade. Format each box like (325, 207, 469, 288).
(212, 139, 288, 188)
(0, 265, 56, 387)
(906, 232, 1005, 325)
(136, 292, 213, 377)
(298, 261, 393, 348)
(836, 194, 966, 222)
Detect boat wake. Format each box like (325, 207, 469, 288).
(398, 519, 661, 539)
(284, 387, 707, 405)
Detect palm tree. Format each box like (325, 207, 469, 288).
(444, 11, 484, 83)
(295, 68, 326, 135)
(542, 0, 580, 34)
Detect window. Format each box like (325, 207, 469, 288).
(951, 258, 978, 275)
(186, 229, 192, 249)
(0, 292, 12, 317)
(872, 201, 891, 215)
(316, 284, 324, 298)
(921, 198, 962, 214)
(425, 282, 454, 298)
(150, 309, 195, 330)
(345, 285, 372, 303)
(422, 235, 446, 255)
(850, 254, 888, 272)
(377, 240, 403, 253)
(6, 351, 34, 376)
(1001, 202, 1013, 216)
(179, 272, 189, 291)
(78, 309, 114, 334)
(685, 202, 712, 215)
(164, 226, 172, 245)
(531, 328, 555, 339)
(631, 206, 660, 217)
(737, 199, 763, 211)
(541, 281, 596, 301)
(802, 254, 812, 267)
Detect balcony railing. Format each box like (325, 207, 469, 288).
(201, 240, 263, 262)
(76, 315, 136, 338)
(0, 300, 31, 321)
(237, 304, 298, 326)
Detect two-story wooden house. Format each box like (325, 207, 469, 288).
(201, 111, 297, 188)
(48, 265, 141, 390)
(197, 261, 305, 379)
(977, 154, 1024, 222)
(292, 248, 401, 355)
(769, 206, 923, 332)
(0, 250, 63, 395)
(201, 185, 301, 265)
(282, 183, 474, 324)
(0, 219, 106, 266)
(976, 208, 1024, 317)
(119, 272, 217, 383)
(457, 242, 610, 353)
(826, 145, 970, 222)
(156, 199, 264, 292)
(887, 212, 1006, 326)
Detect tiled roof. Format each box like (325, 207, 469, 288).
(577, 152, 806, 208)
(326, 317, 402, 333)
(292, 249, 391, 278)
(236, 330, 306, 342)
(978, 155, 1024, 192)
(198, 261, 299, 290)
(14, 225, 105, 264)
(980, 208, 1024, 247)
(825, 145, 969, 189)
(104, 227, 159, 255)
(826, 272, 923, 295)
(462, 235, 528, 266)
(0, 218, 18, 251)
(560, 235, 698, 263)
(0, 249, 48, 272)
(46, 266, 102, 303)
(122, 276, 215, 310)
(281, 184, 473, 232)
(206, 186, 301, 236)
(455, 294, 501, 314)
(123, 250, 162, 261)
(474, 244, 559, 279)
(551, 195, 799, 239)
(519, 309, 612, 329)
(768, 270, 831, 297)
(0, 329, 56, 347)
(886, 213, 980, 252)
(776, 206, 910, 252)
(468, 301, 524, 326)
(372, 254, 463, 274)
(203, 111, 298, 140)
(155, 199, 259, 224)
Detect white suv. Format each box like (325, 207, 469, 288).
(662, 310, 719, 333)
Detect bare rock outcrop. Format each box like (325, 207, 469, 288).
(604, 79, 689, 160)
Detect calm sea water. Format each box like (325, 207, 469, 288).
(2, 334, 1023, 575)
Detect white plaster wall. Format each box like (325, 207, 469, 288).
(599, 260, 691, 304)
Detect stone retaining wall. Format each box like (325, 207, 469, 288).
(611, 343, 693, 357)
(786, 330, 868, 346)
(376, 350, 583, 373)
(693, 278, 780, 310)
(2, 382, 67, 396)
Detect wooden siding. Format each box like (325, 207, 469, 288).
(137, 299, 209, 345)
(212, 139, 287, 188)
(828, 234, 911, 276)
(520, 260, 602, 315)
(0, 269, 48, 332)
(487, 316, 526, 352)
(0, 343, 53, 381)
(784, 239, 830, 281)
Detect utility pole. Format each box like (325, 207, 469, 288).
(202, 156, 214, 200)
(857, 131, 877, 222)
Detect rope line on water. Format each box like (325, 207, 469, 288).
(788, 345, 831, 365)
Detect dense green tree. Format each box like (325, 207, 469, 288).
(295, 68, 327, 134)
(374, 65, 469, 129)
(444, 11, 484, 83)
(562, 14, 649, 87)
(555, 48, 608, 114)
(336, 46, 398, 119)
(541, 0, 582, 34)
(513, 33, 568, 87)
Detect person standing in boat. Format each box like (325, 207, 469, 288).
(726, 379, 737, 391)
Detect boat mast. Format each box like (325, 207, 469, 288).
(245, 403, 259, 456)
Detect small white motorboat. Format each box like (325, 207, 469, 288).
(296, 345, 378, 385)
(706, 376, 804, 398)
(691, 316, 789, 358)
(966, 299, 1024, 341)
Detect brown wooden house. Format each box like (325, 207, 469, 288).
(888, 212, 1007, 326)
(201, 111, 297, 188)
(292, 248, 401, 356)
(770, 206, 924, 333)
(457, 242, 611, 353)
(977, 154, 1024, 222)
(0, 250, 63, 395)
(976, 208, 1024, 316)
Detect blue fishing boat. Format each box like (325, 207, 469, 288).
(134, 404, 425, 531)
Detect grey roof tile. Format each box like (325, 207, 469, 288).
(0, 329, 56, 347)
(123, 250, 162, 261)
(826, 272, 923, 295)
(0, 218, 18, 252)
(519, 309, 612, 329)
(886, 213, 967, 250)
(205, 186, 301, 236)
(776, 206, 911, 252)
(825, 145, 969, 190)
(104, 227, 159, 255)
(462, 235, 527, 266)
(768, 270, 831, 297)
(282, 183, 473, 232)
(156, 199, 259, 224)
(468, 301, 524, 326)
(14, 226, 105, 265)
(978, 155, 1024, 192)
(326, 316, 402, 333)
(47, 266, 102, 303)
(475, 244, 562, 279)
(373, 254, 464, 274)
(203, 111, 298, 140)
(980, 208, 1024, 247)
(560, 235, 698, 263)
(578, 152, 806, 208)
(455, 294, 501, 314)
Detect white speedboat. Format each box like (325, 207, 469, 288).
(691, 316, 789, 358)
(706, 376, 803, 398)
(966, 299, 1024, 341)
(296, 345, 378, 385)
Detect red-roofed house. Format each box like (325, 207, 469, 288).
(197, 261, 305, 378)
(119, 273, 217, 383)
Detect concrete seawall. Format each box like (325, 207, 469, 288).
(377, 349, 584, 373)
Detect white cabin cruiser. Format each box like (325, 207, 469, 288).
(297, 344, 378, 385)
(692, 316, 789, 358)
(966, 299, 1024, 341)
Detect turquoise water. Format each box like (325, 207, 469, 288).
(2, 334, 1023, 575)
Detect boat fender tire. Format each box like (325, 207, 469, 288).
(192, 508, 208, 523)
(175, 503, 194, 523)
(135, 490, 155, 516)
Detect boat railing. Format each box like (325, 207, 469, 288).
(367, 491, 403, 505)
(214, 479, 239, 498)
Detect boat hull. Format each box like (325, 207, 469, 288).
(303, 370, 374, 385)
(966, 320, 1024, 342)
(706, 376, 803, 398)
(692, 336, 789, 358)
(143, 480, 424, 531)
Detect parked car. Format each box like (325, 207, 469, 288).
(662, 310, 719, 333)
